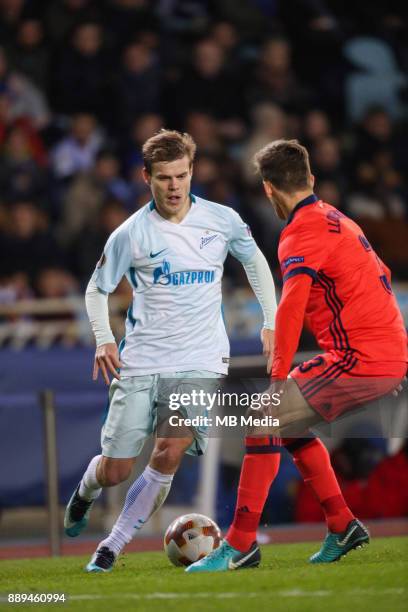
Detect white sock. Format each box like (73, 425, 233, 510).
(78, 455, 102, 501)
(100, 465, 173, 556)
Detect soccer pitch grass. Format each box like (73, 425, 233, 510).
(0, 537, 407, 612)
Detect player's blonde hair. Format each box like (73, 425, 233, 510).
(142, 129, 197, 174)
(254, 139, 312, 193)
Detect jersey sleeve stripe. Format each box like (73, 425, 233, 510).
(282, 266, 317, 283)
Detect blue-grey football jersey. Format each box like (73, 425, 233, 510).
(92, 195, 257, 375)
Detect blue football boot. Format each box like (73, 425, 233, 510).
(310, 519, 369, 563)
(64, 483, 95, 537)
(85, 546, 116, 573)
(186, 540, 261, 573)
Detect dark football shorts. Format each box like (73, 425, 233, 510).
(291, 350, 406, 422)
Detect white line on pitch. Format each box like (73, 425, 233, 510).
(64, 588, 405, 601)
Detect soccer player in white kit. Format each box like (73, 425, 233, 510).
(63, 130, 277, 572)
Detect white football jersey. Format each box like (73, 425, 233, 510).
(92, 194, 257, 375)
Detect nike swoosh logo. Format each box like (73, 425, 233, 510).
(338, 525, 358, 546)
(150, 249, 167, 258)
(228, 547, 258, 569)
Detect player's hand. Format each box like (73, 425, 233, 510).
(269, 379, 286, 396)
(93, 342, 122, 385)
(261, 328, 275, 374)
(392, 376, 407, 397)
(246, 378, 285, 437)
(252, 379, 286, 417)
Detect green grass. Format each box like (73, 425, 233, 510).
(0, 537, 407, 612)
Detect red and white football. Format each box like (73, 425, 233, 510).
(164, 513, 221, 567)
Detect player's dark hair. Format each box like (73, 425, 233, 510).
(142, 129, 197, 174)
(254, 139, 312, 193)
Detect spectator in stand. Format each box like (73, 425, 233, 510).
(104, 0, 158, 51)
(351, 106, 398, 163)
(70, 198, 128, 285)
(190, 153, 219, 200)
(112, 42, 161, 134)
(126, 162, 151, 209)
(0, 271, 32, 308)
(166, 38, 244, 132)
(51, 113, 104, 180)
(315, 179, 343, 211)
(346, 151, 406, 221)
(241, 103, 288, 186)
(311, 136, 347, 194)
(209, 21, 243, 77)
(246, 36, 314, 113)
(240, 103, 290, 257)
(277, 0, 345, 120)
(0, 0, 25, 47)
(44, 0, 100, 45)
(184, 111, 224, 156)
(0, 93, 47, 165)
(35, 267, 79, 300)
(302, 109, 332, 149)
(8, 19, 50, 92)
(0, 46, 50, 129)
(346, 108, 407, 221)
(34, 267, 80, 330)
(0, 201, 64, 281)
(212, 0, 269, 40)
(59, 150, 130, 245)
(53, 21, 108, 120)
(156, 0, 210, 36)
(121, 113, 163, 177)
(0, 123, 47, 202)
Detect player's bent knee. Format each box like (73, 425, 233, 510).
(151, 441, 187, 472)
(97, 458, 134, 487)
(101, 472, 128, 487)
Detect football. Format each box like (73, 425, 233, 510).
(164, 513, 222, 567)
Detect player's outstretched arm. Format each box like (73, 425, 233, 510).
(272, 273, 313, 380)
(242, 247, 277, 373)
(85, 276, 122, 385)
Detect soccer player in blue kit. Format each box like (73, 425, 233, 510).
(64, 130, 278, 572)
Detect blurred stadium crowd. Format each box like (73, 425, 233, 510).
(0, 0, 407, 306)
